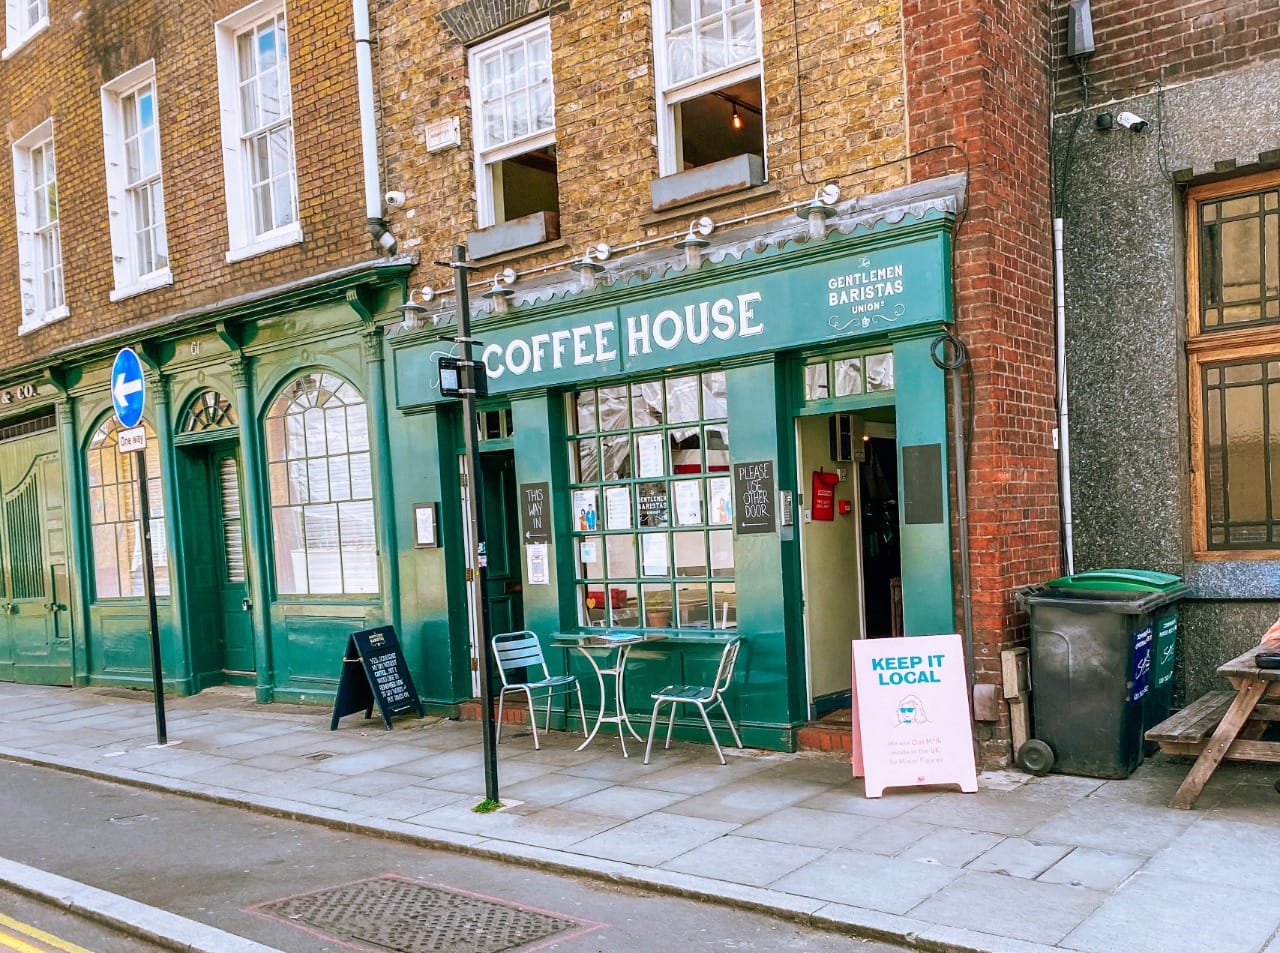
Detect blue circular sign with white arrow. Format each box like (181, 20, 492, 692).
(111, 347, 146, 429)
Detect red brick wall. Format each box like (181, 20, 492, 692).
(1054, 0, 1280, 106)
(0, 0, 375, 374)
(904, 0, 1061, 764)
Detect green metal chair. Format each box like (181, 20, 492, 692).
(644, 637, 743, 764)
(493, 630, 587, 750)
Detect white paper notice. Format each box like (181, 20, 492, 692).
(674, 481, 703, 526)
(526, 543, 549, 585)
(636, 432, 665, 478)
(572, 489, 599, 531)
(605, 486, 632, 530)
(641, 534, 669, 576)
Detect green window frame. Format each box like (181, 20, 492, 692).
(568, 371, 735, 630)
(264, 371, 377, 595)
(86, 417, 169, 598)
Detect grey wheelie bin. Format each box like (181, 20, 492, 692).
(1015, 570, 1189, 779)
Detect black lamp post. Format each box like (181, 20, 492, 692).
(440, 243, 500, 804)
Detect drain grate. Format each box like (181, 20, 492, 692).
(302, 751, 335, 761)
(253, 875, 587, 953)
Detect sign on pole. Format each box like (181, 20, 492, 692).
(111, 347, 146, 429)
(111, 347, 165, 745)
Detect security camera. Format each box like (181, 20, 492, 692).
(1115, 111, 1148, 133)
(384, 190, 406, 208)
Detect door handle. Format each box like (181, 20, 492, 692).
(241, 597, 253, 612)
(44, 602, 65, 613)
(1, 602, 14, 614)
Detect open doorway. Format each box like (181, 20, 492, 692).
(796, 413, 900, 717)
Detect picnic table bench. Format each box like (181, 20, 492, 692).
(1144, 646, 1280, 809)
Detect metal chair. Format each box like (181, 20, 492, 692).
(644, 637, 743, 764)
(492, 630, 587, 750)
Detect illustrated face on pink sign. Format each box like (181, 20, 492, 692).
(851, 634, 978, 798)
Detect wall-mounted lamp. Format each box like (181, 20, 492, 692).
(796, 183, 841, 239)
(483, 278, 514, 313)
(576, 242, 612, 289)
(675, 216, 715, 267)
(396, 286, 438, 331)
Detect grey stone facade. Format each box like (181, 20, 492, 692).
(1054, 60, 1280, 703)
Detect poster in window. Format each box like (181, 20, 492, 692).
(572, 488, 599, 531)
(637, 482, 669, 527)
(636, 432, 665, 478)
(604, 486, 632, 530)
(708, 477, 733, 525)
(641, 534, 669, 576)
(673, 480, 703, 526)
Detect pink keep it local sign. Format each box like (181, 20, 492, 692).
(851, 634, 978, 798)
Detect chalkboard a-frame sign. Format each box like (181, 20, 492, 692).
(330, 625, 424, 730)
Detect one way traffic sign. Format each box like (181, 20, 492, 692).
(111, 347, 146, 429)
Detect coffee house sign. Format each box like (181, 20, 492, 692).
(395, 227, 948, 408)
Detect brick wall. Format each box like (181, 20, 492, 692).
(373, 0, 910, 268)
(0, 0, 375, 374)
(1053, 0, 1280, 107)
(904, 0, 1061, 764)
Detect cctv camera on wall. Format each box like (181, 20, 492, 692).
(1115, 112, 1149, 133)
(385, 190, 407, 208)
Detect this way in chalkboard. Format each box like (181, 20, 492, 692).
(330, 625, 424, 730)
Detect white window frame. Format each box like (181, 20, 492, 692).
(468, 19, 555, 228)
(2, 0, 49, 60)
(11, 118, 67, 333)
(215, 0, 302, 262)
(101, 61, 173, 301)
(650, 0, 762, 176)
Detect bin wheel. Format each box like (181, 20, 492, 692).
(1017, 739, 1055, 777)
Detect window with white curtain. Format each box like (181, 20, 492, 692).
(11, 118, 66, 332)
(264, 372, 378, 596)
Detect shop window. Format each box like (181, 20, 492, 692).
(86, 417, 169, 598)
(651, 0, 763, 178)
(569, 372, 734, 629)
(264, 372, 377, 595)
(1189, 170, 1280, 553)
(468, 20, 558, 230)
(802, 348, 894, 401)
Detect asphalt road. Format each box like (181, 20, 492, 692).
(0, 759, 906, 953)
(0, 887, 169, 953)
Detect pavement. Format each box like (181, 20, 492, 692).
(0, 683, 1277, 953)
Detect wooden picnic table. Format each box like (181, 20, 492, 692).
(1146, 645, 1280, 809)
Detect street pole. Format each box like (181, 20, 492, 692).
(448, 242, 500, 804)
(134, 447, 166, 745)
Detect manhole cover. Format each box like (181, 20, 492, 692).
(252, 875, 598, 953)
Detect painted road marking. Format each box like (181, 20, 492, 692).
(0, 912, 96, 953)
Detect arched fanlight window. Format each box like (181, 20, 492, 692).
(86, 416, 169, 598)
(180, 389, 237, 434)
(264, 372, 377, 595)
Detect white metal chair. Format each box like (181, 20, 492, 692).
(644, 637, 744, 764)
(493, 630, 587, 750)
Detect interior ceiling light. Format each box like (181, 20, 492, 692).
(731, 105, 743, 131)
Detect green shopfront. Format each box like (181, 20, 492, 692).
(390, 187, 961, 747)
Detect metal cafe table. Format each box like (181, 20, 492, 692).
(552, 630, 666, 757)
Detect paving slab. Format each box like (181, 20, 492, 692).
(909, 869, 1103, 945)
(770, 848, 962, 914)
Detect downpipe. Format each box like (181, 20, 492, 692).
(1053, 217, 1075, 574)
(354, 0, 396, 254)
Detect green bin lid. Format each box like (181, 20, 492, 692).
(1045, 568, 1183, 593)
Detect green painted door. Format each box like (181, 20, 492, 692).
(0, 431, 71, 685)
(178, 444, 253, 684)
(480, 450, 523, 636)
(213, 451, 254, 677)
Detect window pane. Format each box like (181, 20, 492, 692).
(834, 357, 863, 396)
(866, 351, 895, 391)
(804, 362, 828, 400)
(265, 372, 377, 595)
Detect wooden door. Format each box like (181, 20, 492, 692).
(213, 451, 254, 676)
(0, 431, 71, 685)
